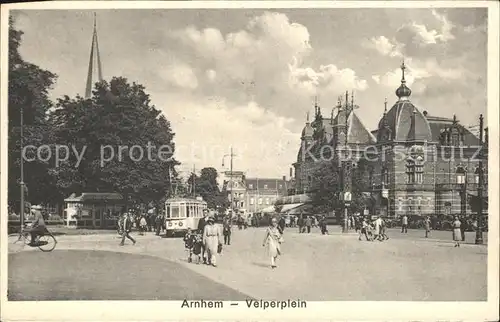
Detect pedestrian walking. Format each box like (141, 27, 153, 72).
(460, 216, 467, 241)
(202, 215, 223, 267)
(359, 217, 372, 241)
(155, 213, 163, 236)
(380, 217, 389, 240)
(320, 215, 329, 235)
(401, 215, 408, 233)
(373, 216, 382, 241)
(198, 209, 209, 264)
(452, 216, 462, 247)
(424, 216, 431, 238)
(223, 215, 232, 245)
(139, 215, 147, 235)
(120, 213, 136, 246)
(262, 216, 283, 269)
(297, 214, 304, 233)
(305, 216, 312, 233)
(278, 215, 286, 234)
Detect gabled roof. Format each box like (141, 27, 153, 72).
(347, 111, 377, 144)
(426, 115, 481, 145)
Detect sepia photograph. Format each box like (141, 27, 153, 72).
(1, 1, 498, 321)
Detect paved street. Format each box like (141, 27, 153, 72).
(8, 226, 487, 301)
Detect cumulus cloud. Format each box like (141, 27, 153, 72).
(155, 93, 298, 177)
(205, 69, 217, 82)
(363, 36, 403, 57)
(289, 61, 368, 94)
(396, 9, 455, 47)
(374, 57, 463, 84)
(159, 63, 198, 90)
(169, 11, 365, 120)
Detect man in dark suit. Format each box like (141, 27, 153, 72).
(120, 213, 136, 246)
(198, 209, 209, 264)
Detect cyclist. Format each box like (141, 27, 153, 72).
(26, 205, 47, 246)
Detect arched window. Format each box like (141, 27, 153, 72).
(474, 167, 480, 184)
(456, 166, 466, 184)
(406, 159, 415, 184)
(415, 156, 424, 184)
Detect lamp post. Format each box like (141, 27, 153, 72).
(20, 105, 25, 233)
(475, 114, 484, 245)
(222, 147, 236, 214)
(342, 161, 352, 233)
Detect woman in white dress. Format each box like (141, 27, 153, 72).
(203, 215, 223, 267)
(452, 216, 462, 247)
(262, 216, 283, 269)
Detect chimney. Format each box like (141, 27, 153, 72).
(282, 175, 286, 182)
(289, 167, 293, 178)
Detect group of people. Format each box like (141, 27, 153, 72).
(117, 209, 166, 239)
(183, 209, 223, 267)
(356, 216, 389, 241)
(182, 210, 284, 269)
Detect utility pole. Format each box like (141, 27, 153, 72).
(192, 165, 196, 198)
(222, 147, 236, 214)
(20, 106, 25, 234)
(342, 91, 351, 233)
(475, 114, 484, 245)
(230, 146, 233, 212)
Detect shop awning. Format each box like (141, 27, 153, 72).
(260, 206, 276, 214)
(286, 203, 313, 215)
(280, 203, 304, 214)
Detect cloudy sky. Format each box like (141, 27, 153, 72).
(11, 7, 487, 178)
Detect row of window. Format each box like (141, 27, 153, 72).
(249, 197, 274, 205)
(247, 184, 283, 190)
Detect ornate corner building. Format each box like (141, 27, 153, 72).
(292, 62, 488, 218)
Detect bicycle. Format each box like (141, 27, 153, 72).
(14, 227, 57, 252)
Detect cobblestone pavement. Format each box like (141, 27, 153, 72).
(8, 226, 487, 301)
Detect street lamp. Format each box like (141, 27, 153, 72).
(222, 147, 236, 215)
(20, 105, 25, 234)
(475, 114, 484, 245)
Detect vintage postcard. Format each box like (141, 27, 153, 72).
(1, 1, 498, 321)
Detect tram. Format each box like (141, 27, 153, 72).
(164, 197, 207, 237)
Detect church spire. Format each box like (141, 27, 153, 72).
(85, 12, 104, 98)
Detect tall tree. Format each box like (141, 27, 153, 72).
(189, 167, 229, 212)
(311, 159, 373, 217)
(8, 16, 59, 209)
(49, 77, 179, 205)
(311, 161, 342, 214)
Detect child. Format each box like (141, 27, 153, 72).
(183, 228, 194, 262)
(191, 234, 203, 264)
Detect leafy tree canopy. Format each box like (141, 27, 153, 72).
(187, 167, 229, 211)
(8, 16, 59, 209)
(49, 77, 179, 206)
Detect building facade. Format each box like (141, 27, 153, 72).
(221, 171, 290, 215)
(245, 177, 289, 213)
(222, 171, 247, 214)
(292, 62, 488, 218)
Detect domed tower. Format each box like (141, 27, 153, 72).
(301, 111, 314, 142)
(379, 60, 433, 142)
